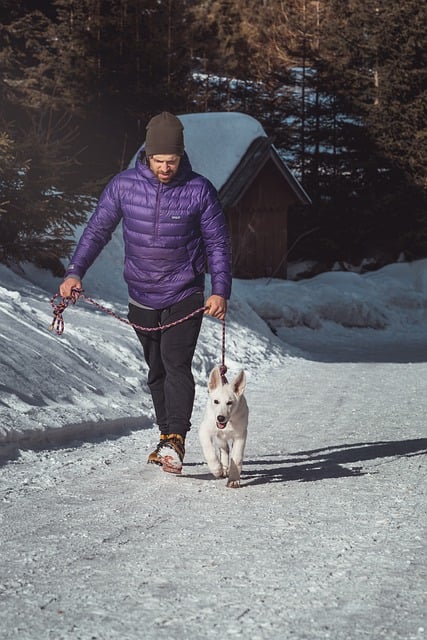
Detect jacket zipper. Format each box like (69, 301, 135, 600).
(154, 183, 162, 241)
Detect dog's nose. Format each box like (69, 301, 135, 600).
(217, 415, 226, 424)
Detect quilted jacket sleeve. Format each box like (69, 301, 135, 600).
(65, 178, 123, 280)
(199, 180, 232, 300)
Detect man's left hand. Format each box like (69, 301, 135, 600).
(204, 295, 227, 320)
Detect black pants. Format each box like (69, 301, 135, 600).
(128, 293, 204, 439)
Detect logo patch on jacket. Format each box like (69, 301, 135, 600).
(171, 215, 181, 220)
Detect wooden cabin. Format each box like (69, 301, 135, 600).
(219, 136, 311, 279)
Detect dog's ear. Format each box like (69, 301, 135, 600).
(208, 366, 222, 391)
(233, 370, 246, 396)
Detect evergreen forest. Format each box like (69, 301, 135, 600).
(1, 0, 426, 275)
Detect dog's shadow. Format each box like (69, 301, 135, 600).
(185, 437, 427, 486)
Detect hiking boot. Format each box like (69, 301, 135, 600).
(158, 434, 185, 474)
(147, 434, 169, 466)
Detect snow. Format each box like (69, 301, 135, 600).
(1, 234, 426, 638)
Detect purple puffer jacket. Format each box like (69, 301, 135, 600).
(66, 152, 232, 308)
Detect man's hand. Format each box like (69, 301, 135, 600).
(204, 295, 227, 320)
(59, 276, 82, 298)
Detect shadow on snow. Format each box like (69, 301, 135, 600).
(0, 415, 153, 465)
(186, 437, 427, 486)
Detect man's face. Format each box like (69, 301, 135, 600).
(148, 155, 181, 183)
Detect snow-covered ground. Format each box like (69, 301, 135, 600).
(1, 234, 426, 639)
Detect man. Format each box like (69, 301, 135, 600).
(60, 111, 232, 474)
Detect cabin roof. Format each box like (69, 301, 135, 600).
(218, 136, 311, 207)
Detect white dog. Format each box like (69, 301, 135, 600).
(199, 366, 248, 488)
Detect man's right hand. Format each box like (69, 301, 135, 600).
(59, 276, 82, 298)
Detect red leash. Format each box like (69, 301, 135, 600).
(49, 287, 228, 380)
(50, 288, 206, 336)
(219, 316, 228, 383)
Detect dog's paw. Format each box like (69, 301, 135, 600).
(209, 464, 228, 478)
(226, 479, 241, 488)
(212, 470, 227, 479)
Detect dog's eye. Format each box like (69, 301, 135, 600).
(226, 401, 233, 406)
(214, 399, 219, 404)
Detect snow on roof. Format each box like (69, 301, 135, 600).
(177, 112, 266, 190)
(129, 112, 267, 191)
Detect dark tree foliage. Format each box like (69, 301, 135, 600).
(318, 0, 426, 189)
(186, 0, 262, 113)
(0, 117, 92, 269)
(0, 0, 426, 272)
(0, 7, 91, 268)
(186, 0, 298, 151)
(288, 0, 427, 265)
(50, 0, 192, 175)
(0, 1, 193, 268)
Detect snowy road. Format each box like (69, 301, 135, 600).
(1, 360, 426, 640)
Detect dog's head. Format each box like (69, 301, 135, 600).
(208, 366, 246, 429)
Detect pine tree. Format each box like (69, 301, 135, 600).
(186, 0, 297, 143)
(0, 6, 91, 268)
(369, 1, 426, 189)
(290, 0, 427, 264)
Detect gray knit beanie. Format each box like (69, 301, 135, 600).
(145, 112, 184, 156)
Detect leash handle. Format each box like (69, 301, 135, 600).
(49, 289, 81, 334)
